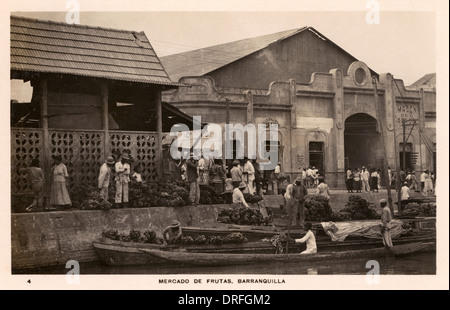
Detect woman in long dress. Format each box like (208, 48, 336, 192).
(50, 155, 72, 208)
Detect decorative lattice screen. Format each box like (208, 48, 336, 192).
(110, 131, 159, 182)
(11, 128, 159, 194)
(11, 129, 44, 193)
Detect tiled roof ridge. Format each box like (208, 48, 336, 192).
(11, 15, 145, 36)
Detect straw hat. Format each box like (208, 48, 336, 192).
(295, 177, 303, 184)
(238, 182, 246, 189)
(379, 198, 387, 204)
(171, 220, 180, 228)
(121, 153, 130, 160)
(233, 160, 240, 166)
(106, 156, 115, 164)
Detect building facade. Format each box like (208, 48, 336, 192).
(162, 27, 436, 188)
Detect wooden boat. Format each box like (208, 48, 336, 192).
(139, 242, 435, 267)
(93, 240, 172, 266)
(94, 228, 436, 266)
(93, 238, 305, 266)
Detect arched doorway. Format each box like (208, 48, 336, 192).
(344, 113, 383, 170)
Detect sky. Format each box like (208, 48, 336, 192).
(9, 9, 437, 89)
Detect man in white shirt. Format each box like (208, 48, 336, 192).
(98, 156, 115, 201)
(232, 182, 250, 208)
(380, 198, 393, 253)
(420, 170, 427, 193)
(294, 222, 317, 254)
(115, 153, 131, 207)
(361, 166, 370, 192)
(243, 158, 255, 194)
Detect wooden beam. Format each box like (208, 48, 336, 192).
(101, 82, 110, 159)
(39, 79, 50, 203)
(156, 89, 164, 180)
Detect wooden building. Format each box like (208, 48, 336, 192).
(161, 27, 437, 188)
(10, 16, 191, 195)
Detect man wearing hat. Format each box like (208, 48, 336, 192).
(114, 152, 131, 207)
(379, 198, 393, 251)
(232, 182, 250, 208)
(186, 153, 200, 205)
(400, 181, 410, 211)
(162, 220, 183, 245)
(230, 159, 243, 189)
(286, 177, 308, 227)
(98, 156, 115, 201)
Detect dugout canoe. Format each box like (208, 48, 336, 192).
(139, 242, 435, 266)
(94, 230, 435, 266)
(93, 238, 306, 266)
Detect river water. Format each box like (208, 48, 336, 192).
(14, 252, 435, 275)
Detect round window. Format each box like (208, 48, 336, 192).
(355, 68, 366, 85)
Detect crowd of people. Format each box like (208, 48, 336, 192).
(176, 155, 263, 207)
(345, 166, 382, 193)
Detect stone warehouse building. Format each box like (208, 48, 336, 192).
(161, 27, 437, 188)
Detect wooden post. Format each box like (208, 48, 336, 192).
(101, 82, 109, 159)
(156, 89, 164, 181)
(40, 79, 50, 202)
(372, 77, 394, 214)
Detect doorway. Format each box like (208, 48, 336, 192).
(344, 113, 383, 170)
(309, 142, 324, 175)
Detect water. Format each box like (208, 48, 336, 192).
(14, 252, 435, 275)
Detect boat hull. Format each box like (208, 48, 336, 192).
(140, 242, 435, 266)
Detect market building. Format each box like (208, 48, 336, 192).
(10, 16, 194, 197)
(161, 27, 437, 188)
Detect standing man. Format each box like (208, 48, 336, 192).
(230, 160, 243, 189)
(292, 177, 308, 227)
(186, 154, 200, 205)
(420, 170, 427, 193)
(252, 159, 262, 196)
(361, 166, 370, 192)
(115, 153, 131, 208)
(400, 182, 410, 212)
(242, 157, 256, 194)
(98, 156, 115, 201)
(379, 198, 394, 253)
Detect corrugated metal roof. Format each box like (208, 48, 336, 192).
(160, 28, 305, 82)
(10, 15, 181, 86)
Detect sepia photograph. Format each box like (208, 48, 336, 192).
(2, 0, 448, 291)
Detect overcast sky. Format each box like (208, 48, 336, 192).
(11, 9, 437, 85)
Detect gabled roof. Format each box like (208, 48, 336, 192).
(10, 15, 180, 86)
(160, 26, 375, 82)
(160, 28, 306, 82)
(408, 73, 436, 89)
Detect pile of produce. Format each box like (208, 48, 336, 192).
(243, 193, 264, 203)
(403, 202, 436, 217)
(109, 180, 190, 208)
(305, 195, 333, 221)
(269, 233, 289, 254)
(71, 184, 112, 211)
(217, 207, 272, 226)
(177, 232, 248, 245)
(102, 229, 164, 244)
(304, 195, 378, 222)
(338, 195, 379, 220)
(199, 185, 225, 205)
